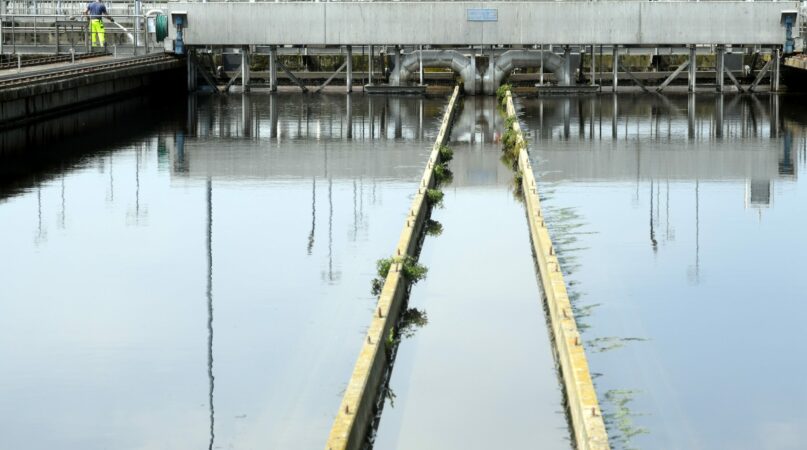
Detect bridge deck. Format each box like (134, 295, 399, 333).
(168, 1, 800, 47)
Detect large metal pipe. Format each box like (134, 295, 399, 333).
(390, 49, 480, 95)
(481, 49, 568, 95)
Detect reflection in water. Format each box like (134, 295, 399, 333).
(0, 92, 447, 450)
(373, 97, 569, 450)
(517, 93, 807, 450)
(308, 177, 316, 255)
(188, 93, 434, 142)
(35, 185, 46, 244)
(206, 178, 216, 450)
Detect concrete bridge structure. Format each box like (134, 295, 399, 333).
(165, 1, 803, 94)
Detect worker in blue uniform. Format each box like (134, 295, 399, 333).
(83, 0, 114, 48)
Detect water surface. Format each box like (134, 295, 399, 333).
(517, 93, 807, 450)
(0, 92, 448, 450)
(372, 97, 570, 450)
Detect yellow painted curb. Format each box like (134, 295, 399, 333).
(504, 91, 610, 450)
(325, 86, 461, 450)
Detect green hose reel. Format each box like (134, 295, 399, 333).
(155, 14, 168, 42)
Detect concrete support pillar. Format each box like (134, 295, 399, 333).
(419, 45, 425, 86)
(714, 94, 723, 139)
(563, 46, 572, 86)
(241, 47, 250, 92)
(716, 45, 725, 93)
(394, 45, 401, 83)
(187, 51, 197, 92)
(241, 94, 251, 137)
(0, 8, 4, 57)
(590, 44, 596, 86)
(688, 45, 697, 93)
(346, 45, 353, 93)
(346, 94, 352, 138)
(269, 94, 278, 139)
(368, 45, 374, 86)
(269, 45, 278, 92)
(470, 52, 476, 91)
(539, 44, 545, 86)
(612, 45, 618, 92)
(773, 47, 781, 92)
(687, 94, 696, 139)
(770, 94, 780, 137)
(611, 93, 617, 139)
(369, 98, 374, 139)
(186, 94, 197, 137)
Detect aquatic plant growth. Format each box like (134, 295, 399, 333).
(433, 162, 453, 186)
(602, 390, 650, 450)
(425, 219, 444, 237)
(500, 88, 609, 448)
(496, 83, 513, 104)
(501, 116, 524, 162)
(426, 188, 445, 208)
(371, 255, 430, 295)
(438, 145, 454, 163)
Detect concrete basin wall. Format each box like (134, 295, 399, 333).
(0, 57, 184, 127)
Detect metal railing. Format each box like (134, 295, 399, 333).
(1, 13, 161, 56)
(1, 1, 167, 16)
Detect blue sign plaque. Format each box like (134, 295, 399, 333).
(466, 8, 498, 22)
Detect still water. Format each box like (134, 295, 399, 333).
(372, 97, 570, 450)
(0, 93, 448, 450)
(516, 93, 807, 450)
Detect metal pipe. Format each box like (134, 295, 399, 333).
(482, 49, 567, 95)
(390, 48, 480, 94)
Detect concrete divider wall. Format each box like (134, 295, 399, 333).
(504, 91, 610, 450)
(325, 86, 460, 450)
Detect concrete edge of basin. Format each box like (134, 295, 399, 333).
(505, 91, 611, 450)
(325, 85, 461, 450)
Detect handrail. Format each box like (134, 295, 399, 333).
(1, 13, 163, 57)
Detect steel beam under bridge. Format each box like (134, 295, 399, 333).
(168, 1, 798, 46)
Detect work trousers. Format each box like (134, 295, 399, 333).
(90, 19, 105, 47)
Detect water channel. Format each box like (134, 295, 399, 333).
(2, 90, 806, 450)
(516, 93, 807, 450)
(371, 97, 569, 449)
(0, 93, 446, 450)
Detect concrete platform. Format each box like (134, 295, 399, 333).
(534, 84, 602, 95)
(364, 84, 428, 95)
(0, 53, 114, 81)
(0, 53, 184, 127)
